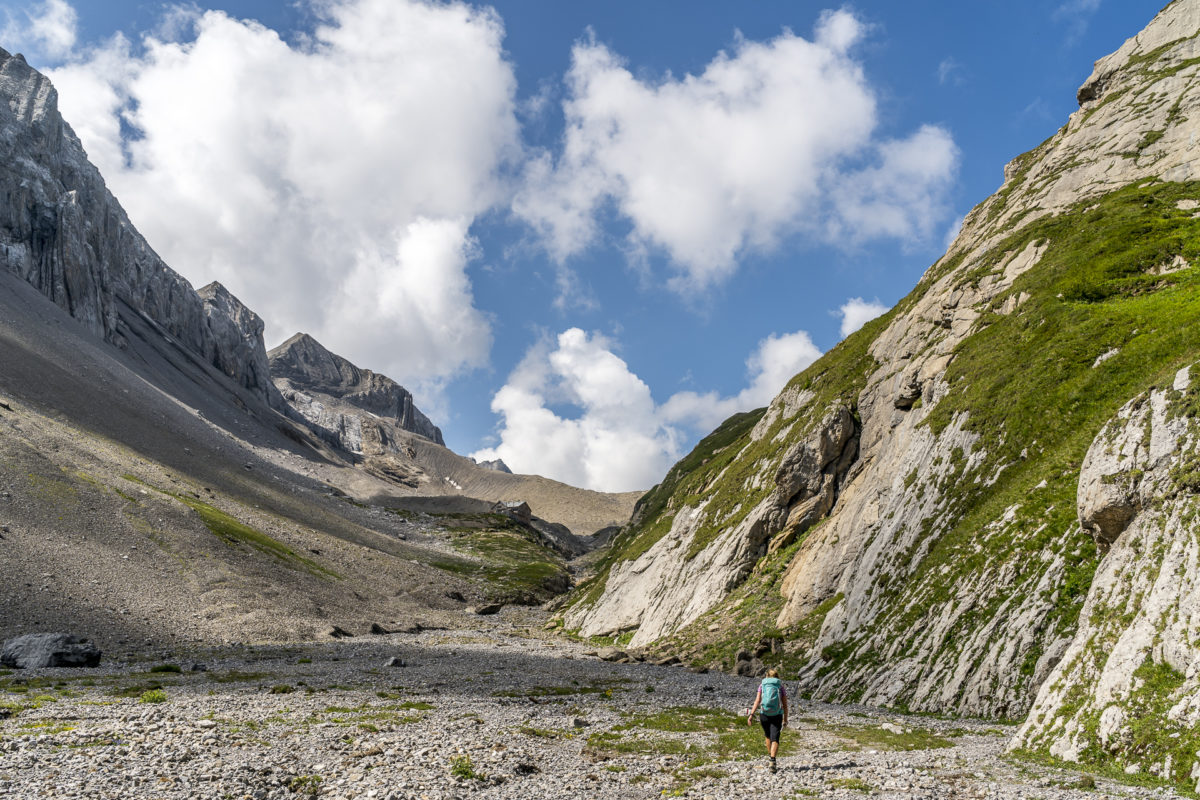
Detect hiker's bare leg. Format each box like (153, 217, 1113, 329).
(769, 740, 779, 758)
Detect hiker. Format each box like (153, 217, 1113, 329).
(746, 668, 788, 772)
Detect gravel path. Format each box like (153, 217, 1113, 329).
(0, 609, 1182, 800)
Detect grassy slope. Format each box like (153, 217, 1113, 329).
(568, 179, 1200, 735)
(566, 311, 893, 620)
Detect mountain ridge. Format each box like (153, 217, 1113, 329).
(562, 0, 1200, 789)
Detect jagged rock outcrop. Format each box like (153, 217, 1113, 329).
(0, 48, 275, 407)
(565, 406, 858, 647)
(198, 282, 282, 408)
(475, 458, 512, 474)
(1, 633, 100, 668)
(1013, 366, 1200, 789)
(566, 1, 1200, 772)
(269, 332, 443, 449)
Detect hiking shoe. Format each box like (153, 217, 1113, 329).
(770, 758, 777, 774)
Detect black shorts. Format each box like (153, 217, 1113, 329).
(760, 713, 783, 742)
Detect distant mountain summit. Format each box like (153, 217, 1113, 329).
(269, 332, 444, 447)
(0, 42, 638, 539)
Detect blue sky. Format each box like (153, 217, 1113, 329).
(0, 0, 1160, 491)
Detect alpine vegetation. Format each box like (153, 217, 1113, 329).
(563, 1, 1200, 791)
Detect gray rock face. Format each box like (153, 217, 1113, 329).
(269, 332, 443, 447)
(565, 406, 859, 647)
(567, 1, 1200, 730)
(1014, 365, 1200, 787)
(476, 458, 512, 474)
(0, 49, 276, 408)
(1, 633, 100, 668)
(198, 283, 283, 408)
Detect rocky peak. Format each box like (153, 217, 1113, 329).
(0, 48, 278, 409)
(198, 282, 282, 408)
(475, 458, 513, 474)
(268, 333, 443, 445)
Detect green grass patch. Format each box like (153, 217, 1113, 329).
(448, 754, 486, 781)
(120, 475, 338, 579)
(430, 519, 569, 604)
(517, 725, 574, 739)
(831, 724, 954, 751)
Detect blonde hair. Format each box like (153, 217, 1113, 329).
(765, 668, 780, 678)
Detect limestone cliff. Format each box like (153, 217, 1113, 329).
(1013, 365, 1200, 790)
(0, 47, 276, 408)
(566, 1, 1200, 785)
(268, 332, 444, 448)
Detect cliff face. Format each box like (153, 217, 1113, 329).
(0, 48, 276, 408)
(566, 1, 1200, 785)
(268, 332, 444, 448)
(1013, 365, 1200, 789)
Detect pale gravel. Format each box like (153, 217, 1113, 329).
(0, 608, 1183, 800)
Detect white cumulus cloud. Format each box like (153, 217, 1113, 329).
(2, 0, 78, 61)
(837, 297, 889, 338)
(42, 0, 521, 398)
(474, 328, 821, 492)
(515, 9, 959, 296)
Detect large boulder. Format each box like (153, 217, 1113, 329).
(1, 633, 101, 668)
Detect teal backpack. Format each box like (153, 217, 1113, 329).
(760, 677, 782, 715)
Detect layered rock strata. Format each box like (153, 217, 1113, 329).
(0, 48, 275, 407)
(1013, 365, 1200, 790)
(567, 1, 1200, 760)
(269, 332, 443, 449)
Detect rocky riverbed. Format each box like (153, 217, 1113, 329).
(0, 609, 1183, 799)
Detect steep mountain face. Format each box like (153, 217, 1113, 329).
(0, 48, 277, 409)
(269, 332, 444, 447)
(566, 1, 1200, 787)
(1013, 366, 1200, 787)
(0, 44, 636, 538)
(0, 44, 644, 657)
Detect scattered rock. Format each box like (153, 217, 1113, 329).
(468, 603, 503, 616)
(324, 626, 354, 639)
(0, 633, 101, 668)
(369, 623, 391, 635)
(384, 657, 406, 668)
(597, 648, 628, 663)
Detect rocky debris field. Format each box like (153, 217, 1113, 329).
(0, 610, 1183, 800)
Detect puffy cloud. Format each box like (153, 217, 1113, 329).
(515, 9, 959, 295)
(44, 0, 520, 393)
(837, 297, 889, 338)
(2, 0, 78, 61)
(827, 125, 959, 245)
(473, 329, 676, 492)
(475, 328, 821, 491)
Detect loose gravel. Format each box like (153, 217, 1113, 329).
(0, 609, 1184, 800)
